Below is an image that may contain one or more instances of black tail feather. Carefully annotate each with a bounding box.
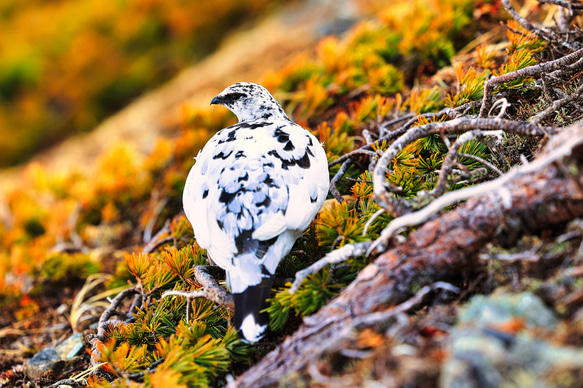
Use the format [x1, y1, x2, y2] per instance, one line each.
[233, 275, 274, 342]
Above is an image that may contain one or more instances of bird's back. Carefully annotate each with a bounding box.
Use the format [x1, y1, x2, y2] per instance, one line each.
[184, 118, 328, 272]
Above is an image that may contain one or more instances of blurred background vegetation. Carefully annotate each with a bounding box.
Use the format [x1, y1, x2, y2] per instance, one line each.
[0, 0, 290, 167]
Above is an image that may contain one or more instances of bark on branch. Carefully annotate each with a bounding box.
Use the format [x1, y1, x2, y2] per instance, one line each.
[234, 122, 583, 387]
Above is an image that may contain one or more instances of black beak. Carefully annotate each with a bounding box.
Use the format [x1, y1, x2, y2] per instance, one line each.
[211, 92, 244, 106]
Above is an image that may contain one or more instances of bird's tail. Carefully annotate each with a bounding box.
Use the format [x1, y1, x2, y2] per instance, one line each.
[233, 274, 274, 343]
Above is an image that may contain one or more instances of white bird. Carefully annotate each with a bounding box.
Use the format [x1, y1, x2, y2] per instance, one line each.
[183, 82, 329, 342]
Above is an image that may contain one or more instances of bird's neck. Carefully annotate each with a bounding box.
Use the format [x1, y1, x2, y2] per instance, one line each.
[235, 99, 290, 122]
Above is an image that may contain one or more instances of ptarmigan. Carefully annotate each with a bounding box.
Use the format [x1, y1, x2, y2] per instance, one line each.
[183, 82, 329, 343]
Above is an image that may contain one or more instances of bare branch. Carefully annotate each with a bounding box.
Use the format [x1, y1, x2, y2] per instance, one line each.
[162, 265, 235, 319]
[97, 287, 139, 339]
[379, 113, 415, 137]
[537, 0, 583, 10]
[290, 241, 373, 294]
[46, 379, 83, 388]
[479, 47, 583, 117]
[329, 159, 352, 203]
[554, 87, 583, 113]
[329, 149, 379, 167]
[532, 82, 583, 124]
[362, 208, 386, 236]
[501, 0, 579, 51]
[350, 281, 459, 328]
[457, 153, 503, 176]
[368, 124, 582, 255]
[433, 130, 503, 197]
[372, 118, 554, 217]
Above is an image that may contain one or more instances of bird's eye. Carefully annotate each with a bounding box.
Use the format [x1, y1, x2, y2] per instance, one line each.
[230, 93, 244, 101]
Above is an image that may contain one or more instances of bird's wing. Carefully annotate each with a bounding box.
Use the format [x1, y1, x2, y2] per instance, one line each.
[183, 122, 286, 270]
[250, 122, 330, 274]
[183, 151, 210, 248]
[282, 130, 329, 232]
[183, 120, 329, 276]
[254, 123, 329, 236]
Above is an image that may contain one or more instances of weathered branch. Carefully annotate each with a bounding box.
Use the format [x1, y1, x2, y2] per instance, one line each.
[479, 47, 583, 117]
[501, 0, 580, 51]
[46, 379, 83, 388]
[369, 124, 581, 254]
[349, 281, 460, 328]
[329, 150, 379, 167]
[457, 152, 503, 176]
[372, 118, 554, 217]
[433, 129, 502, 197]
[532, 82, 583, 124]
[290, 241, 373, 294]
[161, 265, 235, 321]
[96, 287, 139, 339]
[327, 108, 461, 200]
[329, 159, 352, 203]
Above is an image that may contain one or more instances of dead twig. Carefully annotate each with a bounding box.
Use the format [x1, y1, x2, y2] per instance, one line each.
[501, 0, 580, 51]
[372, 118, 554, 217]
[142, 219, 172, 253]
[329, 149, 379, 167]
[351, 281, 460, 328]
[379, 113, 415, 137]
[553, 87, 583, 114]
[96, 287, 140, 339]
[479, 248, 542, 262]
[328, 108, 463, 199]
[87, 287, 141, 373]
[126, 358, 165, 382]
[46, 379, 83, 388]
[290, 241, 373, 294]
[537, 0, 583, 10]
[162, 265, 234, 323]
[479, 47, 583, 117]
[433, 129, 503, 197]
[329, 159, 352, 203]
[458, 153, 503, 176]
[532, 82, 583, 124]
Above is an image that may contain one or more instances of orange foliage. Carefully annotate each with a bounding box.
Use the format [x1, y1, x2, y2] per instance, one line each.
[0, 0, 286, 167]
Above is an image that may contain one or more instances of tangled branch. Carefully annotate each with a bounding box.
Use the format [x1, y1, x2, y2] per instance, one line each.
[372, 117, 554, 216]
[479, 47, 583, 117]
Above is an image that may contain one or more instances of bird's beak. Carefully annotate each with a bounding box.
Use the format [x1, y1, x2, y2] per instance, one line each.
[210, 96, 221, 105]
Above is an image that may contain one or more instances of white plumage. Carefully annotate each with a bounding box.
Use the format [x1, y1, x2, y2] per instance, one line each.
[183, 82, 329, 342]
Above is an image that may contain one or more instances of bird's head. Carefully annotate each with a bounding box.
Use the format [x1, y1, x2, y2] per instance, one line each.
[210, 82, 289, 122]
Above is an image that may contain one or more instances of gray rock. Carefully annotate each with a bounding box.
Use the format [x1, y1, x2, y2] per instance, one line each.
[55, 332, 84, 359]
[457, 292, 558, 330]
[25, 347, 64, 381]
[25, 333, 85, 381]
[441, 292, 583, 388]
